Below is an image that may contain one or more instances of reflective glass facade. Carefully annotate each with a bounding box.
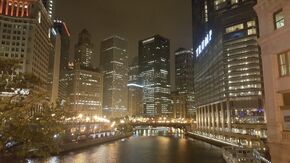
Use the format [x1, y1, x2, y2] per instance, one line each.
[138, 35, 171, 117]
[101, 36, 128, 118]
[175, 48, 195, 117]
[193, 0, 266, 148]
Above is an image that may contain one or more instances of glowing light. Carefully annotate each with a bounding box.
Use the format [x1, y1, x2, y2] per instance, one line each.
[196, 30, 212, 57]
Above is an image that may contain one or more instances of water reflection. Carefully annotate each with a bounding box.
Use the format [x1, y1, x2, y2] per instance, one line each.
[29, 128, 225, 163]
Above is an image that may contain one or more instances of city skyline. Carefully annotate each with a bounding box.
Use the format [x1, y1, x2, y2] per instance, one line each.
[0, 0, 289, 162]
[55, 0, 192, 88]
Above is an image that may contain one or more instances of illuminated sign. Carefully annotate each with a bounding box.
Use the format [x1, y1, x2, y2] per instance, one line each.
[195, 30, 212, 57]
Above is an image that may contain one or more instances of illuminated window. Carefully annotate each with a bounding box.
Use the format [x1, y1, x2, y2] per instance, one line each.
[214, 0, 226, 6]
[231, 0, 238, 4]
[274, 9, 285, 29]
[247, 21, 256, 27]
[278, 51, 290, 77]
[204, 1, 208, 23]
[225, 23, 244, 33]
[247, 28, 256, 35]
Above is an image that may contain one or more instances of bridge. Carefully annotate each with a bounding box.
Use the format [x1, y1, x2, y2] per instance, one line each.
[126, 121, 192, 129]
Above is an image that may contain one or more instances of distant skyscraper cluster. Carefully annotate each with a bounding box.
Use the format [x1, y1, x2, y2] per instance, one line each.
[0, 0, 196, 121]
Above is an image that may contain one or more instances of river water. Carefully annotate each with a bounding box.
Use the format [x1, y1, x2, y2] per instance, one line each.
[28, 128, 225, 163]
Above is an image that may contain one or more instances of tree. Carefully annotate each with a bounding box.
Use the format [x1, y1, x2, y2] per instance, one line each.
[0, 58, 72, 158]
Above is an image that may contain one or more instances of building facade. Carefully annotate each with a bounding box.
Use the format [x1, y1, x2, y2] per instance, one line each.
[128, 59, 143, 116]
[48, 33, 60, 105]
[53, 20, 71, 102]
[75, 29, 95, 69]
[171, 91, 187, 119]
[0, 0, 52, 84]
[138, 35, 171, 117]
[68, 29, 103, 117]
[100, 36, 128, 118]
[175, 48, 195, 118]
[254, 1, 290, 162]
[193, 0, 266, 148]
[41, 0, 54, 18]
[69, 67, 103, 117]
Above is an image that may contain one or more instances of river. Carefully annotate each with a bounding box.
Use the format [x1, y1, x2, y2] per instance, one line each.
[28, 128, 225, 163]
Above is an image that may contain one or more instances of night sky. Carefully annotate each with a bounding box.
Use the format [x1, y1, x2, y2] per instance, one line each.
[55, 0, 193, 88]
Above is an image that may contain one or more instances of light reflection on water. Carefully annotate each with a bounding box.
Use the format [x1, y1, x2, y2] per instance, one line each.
[28, 128, 225, 163]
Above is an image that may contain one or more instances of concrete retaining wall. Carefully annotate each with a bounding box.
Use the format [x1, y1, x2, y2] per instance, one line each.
[60, 133, 132, 153]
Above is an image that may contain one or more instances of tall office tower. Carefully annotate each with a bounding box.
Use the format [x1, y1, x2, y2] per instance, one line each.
[0, 0, 52, 85]
[255, 1, 290, 162]
[100, 36, 128, 118]
[128, 58, 143, 116]
[138, 35, 171, 117]
[175, 48, 195, 117]
[53, 20, 70, 71]
[192, 0, 266, 148]
[42, 0, 54, 18]
[53, 20, 71, 102]
[75, 29, 95, 69]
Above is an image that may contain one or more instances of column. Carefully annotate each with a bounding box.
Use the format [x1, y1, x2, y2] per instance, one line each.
[215, 104, 220, 130]
[201, 107, 204, 129]
[211, 105, 215, 129]
[221, 102, 225, 131]
[0, 0, 3, 14]
[206, 106, 209, 129]
[5, 0, 9, 15]
[226, 100, 231, 131]
[197, 108, 200, 128]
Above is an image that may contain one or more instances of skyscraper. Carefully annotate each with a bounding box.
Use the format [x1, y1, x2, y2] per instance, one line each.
[53, 20, 70, 71]
[192, 0, 266, 148]
[48, 34, 61, 105]
[75, 29, 95, 69]
[128, 58, 143, 116]
[68, 29, 103, 117]
[138, 35, 171, 117]
[0, 0, 52, 84]
[53, 20, 71, 102]
[42, 0, 54, 18]
[254, 1, 290, 162]
[101, 36, 128, 118]
[174, 48, 195, 117]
